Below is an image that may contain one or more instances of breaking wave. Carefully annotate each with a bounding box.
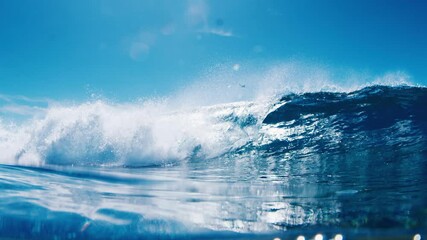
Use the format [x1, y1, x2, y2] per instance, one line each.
[0, 63, 424, 167]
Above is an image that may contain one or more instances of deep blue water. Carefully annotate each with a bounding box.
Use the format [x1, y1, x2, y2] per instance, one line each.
[1, 85, 427, 239]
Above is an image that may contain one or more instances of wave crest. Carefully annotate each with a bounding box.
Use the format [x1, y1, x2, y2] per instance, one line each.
[0, 62, 423, 167]
[1, 100, 263, 166]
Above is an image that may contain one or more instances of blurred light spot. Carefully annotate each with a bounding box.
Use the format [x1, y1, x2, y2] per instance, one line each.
[187, 0, 208, 26]
[314, 234, 323, 240]
[80, 221, 91, 232]
[233, 64, 240, 71]
[129, 42, 150, 60]
[336, 189, 358, 195]
[414, 234, 421, 240]
[334, 234, 343, 240]
[129, 32, 156, 61]
[253, 45, 264, 53]
[216, 18, 224, 26]
[296, 235, 305, 240]
[161, 23, 175, 35]
[203, 28, 233, 37]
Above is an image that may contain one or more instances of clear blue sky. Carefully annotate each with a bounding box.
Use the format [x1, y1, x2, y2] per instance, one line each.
[1, 0, 426, 101]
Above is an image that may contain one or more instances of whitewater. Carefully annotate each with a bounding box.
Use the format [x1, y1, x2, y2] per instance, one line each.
[0, 63, 426, 239]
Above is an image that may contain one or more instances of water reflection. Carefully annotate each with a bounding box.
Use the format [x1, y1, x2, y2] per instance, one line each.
[0, 146, 426, 239]
[1, 138, 427, 238]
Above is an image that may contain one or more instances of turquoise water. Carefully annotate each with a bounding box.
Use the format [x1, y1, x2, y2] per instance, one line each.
[0, 86, 426, 239]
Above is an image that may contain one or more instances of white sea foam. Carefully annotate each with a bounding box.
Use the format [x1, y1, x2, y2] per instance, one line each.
[0, 100, 265, 166]
[0, 62, 414, 166]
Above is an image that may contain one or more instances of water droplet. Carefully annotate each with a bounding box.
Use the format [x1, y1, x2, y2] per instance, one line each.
[314, 234, 323, 240]
[296, 236, 305, 240]
[334, 234, 343, 240]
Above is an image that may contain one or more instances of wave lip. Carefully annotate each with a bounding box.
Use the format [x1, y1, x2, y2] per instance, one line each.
[265, 85, 427, 124]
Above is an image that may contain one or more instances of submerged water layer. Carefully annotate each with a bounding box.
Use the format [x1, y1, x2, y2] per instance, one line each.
[0, 85, 427, 239]
[0, 146, 426, 239]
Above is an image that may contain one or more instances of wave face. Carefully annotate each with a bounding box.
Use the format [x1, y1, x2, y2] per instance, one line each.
[253, 85, 427, 159]
[1, 85, 426, 167]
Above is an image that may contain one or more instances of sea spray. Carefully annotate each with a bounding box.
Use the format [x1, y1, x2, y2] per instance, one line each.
[0, 63, 415, 167]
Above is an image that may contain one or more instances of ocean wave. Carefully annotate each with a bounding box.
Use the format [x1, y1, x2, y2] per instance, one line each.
[254, 85, 427, 159]
[0, 100, 265, 166]
[0, 63, 424, 167]
[0, 84, 425, 167]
